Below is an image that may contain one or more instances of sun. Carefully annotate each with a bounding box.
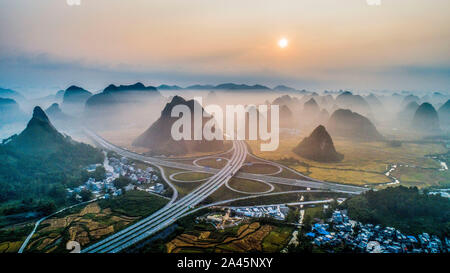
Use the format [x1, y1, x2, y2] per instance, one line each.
[278, 38, 288, 49]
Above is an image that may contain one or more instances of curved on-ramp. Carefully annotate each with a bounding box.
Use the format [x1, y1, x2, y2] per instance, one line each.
[81, 140, 248, 253]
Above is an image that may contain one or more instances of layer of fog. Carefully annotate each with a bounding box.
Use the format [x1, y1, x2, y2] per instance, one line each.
[1, 88, 449, 147]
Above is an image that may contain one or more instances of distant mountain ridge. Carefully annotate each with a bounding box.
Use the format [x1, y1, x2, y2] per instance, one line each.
[0, 98, 26, 125]
[272, 95, 301, 113]
[438, 100, 450, 127]
[279, 105, 295, 128]
[62, 85, 92, 104]
[85, 82, 161, 109]
[45, 103, 72, 121]
[335, 91, 372, 116]
[397, 101, 419, 124]
[156, 83, 309, 94]
[402, 94, 420, 107]
[157, 84, 183, 90]
[103, 82, 157, 93]
[303, 98, 320, 115]
[327, 109, 384, 141]
[0, 87, 25, 102]
[215, 83, 271, 91]
[365, 93, 383, 109]
[412, 103, 440, 132]
[273, 85, 297, 92]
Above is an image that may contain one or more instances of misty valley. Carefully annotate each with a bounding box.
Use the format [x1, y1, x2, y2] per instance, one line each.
[0, 83, 449, 254]
[1, 0, 450, 258]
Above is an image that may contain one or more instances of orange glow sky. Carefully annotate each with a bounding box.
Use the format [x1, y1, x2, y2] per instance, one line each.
[0, 0, 449, 95]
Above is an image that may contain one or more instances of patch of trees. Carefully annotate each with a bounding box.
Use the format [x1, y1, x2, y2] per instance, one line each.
[1, 199, 56, 216]
[0, 143, 103, 215]
[387, 140, 402, 147]
[276, 157, 310, 167]
[340, 186, 450, 237]
[113, 176, 133, 190]
[91, 166, 106, 181]
[98, 190, 167, 218]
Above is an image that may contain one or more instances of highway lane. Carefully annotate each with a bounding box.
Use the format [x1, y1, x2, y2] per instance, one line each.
[244, 152, 367, 193]
[238, 173, 367, 194]
[82, 140, 248, 253]
[223, 199, 335, 209]
[192, 190, 335, 208]
[81, 128, 365, 253]
[84, 129, 367, 194]
[176, 191, 339, 223]
[103, 140, 246, 252]
[84, 140, 246, 253]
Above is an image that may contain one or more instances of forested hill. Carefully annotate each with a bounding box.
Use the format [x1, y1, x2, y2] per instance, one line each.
[0, 107, 103, 214]
[341, 186, 450, 237]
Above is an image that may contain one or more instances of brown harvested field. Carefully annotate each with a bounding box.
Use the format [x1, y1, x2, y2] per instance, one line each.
[26, 203, 139, 252]
[0, 241, 22, 253]
[25, 191, 168, 253]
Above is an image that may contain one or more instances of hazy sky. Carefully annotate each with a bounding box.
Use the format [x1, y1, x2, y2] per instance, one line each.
[1, 0, 449, 97]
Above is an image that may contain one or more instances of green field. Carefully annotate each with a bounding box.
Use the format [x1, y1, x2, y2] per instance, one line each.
[98, 190, 168, 217]
[262, 225, 293, 252]
[240, 163, 281, 175]
[163, 167, 205, 198]
[391, 167, 450, 188]
[221, 191, 346, 207]
[248, 137, 448, 187]
[273, 167, 307, 179]
[202, 185, 248, 204]
[202, 179, 335, 205]
[308, 167, 390, 186]
[227, 178, 272, 193]
[195, 157, 228, 169]
[173, 181, 206, 198]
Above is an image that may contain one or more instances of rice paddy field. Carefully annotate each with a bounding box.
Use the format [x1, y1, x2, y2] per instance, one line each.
[0, 225, 33, 253]
[391, 166, 450, 188]
[166, 221, 293, 253]
[247, 136, 449, 187]
[18, 191, 168, 253]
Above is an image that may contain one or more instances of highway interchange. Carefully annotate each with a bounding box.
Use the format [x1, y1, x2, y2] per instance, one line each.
[81, 137, 248, 253]
[78, 129, 367, 253]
